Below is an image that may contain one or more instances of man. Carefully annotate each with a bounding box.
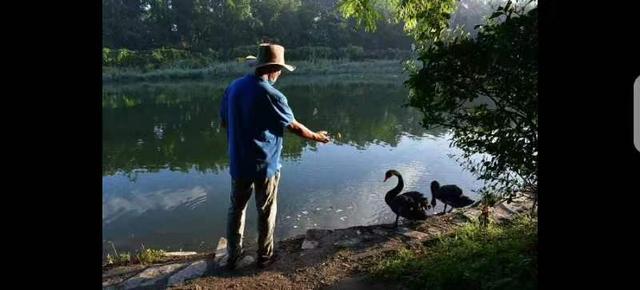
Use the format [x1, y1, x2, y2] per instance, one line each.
[219, 43, 330, 270]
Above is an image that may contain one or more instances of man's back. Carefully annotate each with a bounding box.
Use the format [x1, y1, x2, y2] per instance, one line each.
[220, 74, 295, 180]
[221, 44, 330, 271]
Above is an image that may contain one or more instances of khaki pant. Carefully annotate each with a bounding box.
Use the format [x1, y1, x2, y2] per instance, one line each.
[226, 171, 280, 261]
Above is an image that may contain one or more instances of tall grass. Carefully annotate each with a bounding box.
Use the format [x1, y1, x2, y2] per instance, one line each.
[370, 215, 537, 290]
[102, 59, 407, 84]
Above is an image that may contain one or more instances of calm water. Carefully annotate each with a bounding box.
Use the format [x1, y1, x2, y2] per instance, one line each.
[102, 77, 484, 254]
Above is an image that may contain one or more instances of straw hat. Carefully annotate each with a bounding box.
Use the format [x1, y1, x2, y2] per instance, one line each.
[251, 43, 296, 72]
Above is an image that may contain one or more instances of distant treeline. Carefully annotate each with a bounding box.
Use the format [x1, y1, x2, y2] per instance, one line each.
[103, 0, 412, 53]
[103, 46, 411, 69]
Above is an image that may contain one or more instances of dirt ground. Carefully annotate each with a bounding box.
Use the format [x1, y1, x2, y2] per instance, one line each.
[103, 194, 534, 290]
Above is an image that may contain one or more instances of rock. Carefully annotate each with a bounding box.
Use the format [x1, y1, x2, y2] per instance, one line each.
[301, 239, 319, 250]
[493, 211, 512, 223]
[301, 229, 331, 250]
[236, 255, 255, 268]
[334, 237, 361, 247]
[426, 228, 442, 236]
[103, 277, 125, 288]
[466, 209, 482, 219]
[372, 228, 388, 236]
[164, 251, 198, 257]
[396, 227, 429, 240]
[103, 264, 147, 279]
[492, 203, 521, 223]
[212, 238, 232, 268]
[167, 260, 209, 287]
[122, 263, 187, 289]
[214, 237, 227, 265]
[306, 229, 332, 240]
[497, 203, 518, 215]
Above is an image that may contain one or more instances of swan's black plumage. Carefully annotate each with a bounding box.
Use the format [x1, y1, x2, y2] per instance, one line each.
[430, 180, 475, 213]
[384, 170, 429, 227]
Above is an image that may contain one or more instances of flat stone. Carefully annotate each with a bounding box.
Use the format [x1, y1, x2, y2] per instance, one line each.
[372, 229, 388, 236]
[426, 228, 442, 236]
[122, 263, 187, 289]
[236, 255, 255, 268]
[462, 209, 482, 220]
[103, 277, 125, 288]
[103, 264, 147, 279]
[334, 237, 361, 247]
[305, 229, 333, 241]
[396, 228, 429, 240]
[167, 260, 209, 287]
[497, 203, 518, 215]
[164, 251, 198, 257]
[493, 206, 517, 222]
[214, 237, 227, 265]
[301, 239, 319, 250]
[496, 211, 513, 220]
[103, 264, 149, 288]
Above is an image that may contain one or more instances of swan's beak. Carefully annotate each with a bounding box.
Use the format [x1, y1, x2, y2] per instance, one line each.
[383, 177, 388, 182]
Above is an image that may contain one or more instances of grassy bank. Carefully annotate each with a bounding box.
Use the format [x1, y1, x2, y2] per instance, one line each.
[369, 215, 537, 290]
[103, 59, 407, 84]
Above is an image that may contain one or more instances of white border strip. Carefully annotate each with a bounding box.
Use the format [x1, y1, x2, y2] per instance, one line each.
[635, 75, 640, 152]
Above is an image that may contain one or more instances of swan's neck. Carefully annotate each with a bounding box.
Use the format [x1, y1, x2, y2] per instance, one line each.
[385, 174, 404, 204]
[431, 183, 440, 198]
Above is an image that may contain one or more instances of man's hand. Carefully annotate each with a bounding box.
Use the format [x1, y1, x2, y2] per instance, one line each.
[287, 120, 330, 143]
[314, 131, 330, 143]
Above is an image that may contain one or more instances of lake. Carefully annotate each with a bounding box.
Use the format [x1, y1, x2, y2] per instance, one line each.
[102, 75, 484, 255]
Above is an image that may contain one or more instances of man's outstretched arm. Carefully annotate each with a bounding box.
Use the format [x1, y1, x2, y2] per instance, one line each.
[287, 120, 330, 143]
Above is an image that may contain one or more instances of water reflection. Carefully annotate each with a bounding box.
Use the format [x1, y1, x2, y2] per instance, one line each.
[103, 81, 446, 176]
[102, 80, 473, 254]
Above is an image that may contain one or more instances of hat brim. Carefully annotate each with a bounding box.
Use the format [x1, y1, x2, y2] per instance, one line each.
[252, 62, 296, 72]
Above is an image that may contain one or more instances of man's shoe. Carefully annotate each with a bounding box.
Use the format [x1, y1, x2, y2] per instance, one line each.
[225, 250, 245, 271]
[257, 253, 278, 269]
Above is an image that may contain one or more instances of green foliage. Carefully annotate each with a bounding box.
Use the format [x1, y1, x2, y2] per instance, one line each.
[103, 0, 412, 53]
[341, 0, 538, 197]
[136, 248, 166, 264]
[339, 0, 458, 46]
[481, 191, 500, 207]
[287, 46, 334, 61]
[337, 0, 383, 32]
[338, 45, 365, 60]
[407, 3, 537, 197]
[102, 59, 405, 83]
[150, 48, 191, 65]
[106, 252, 131, 265]
[371, 215, 537, 290]
[103, 45, 411, 71]
[230, 45, 259, 59]
[103, 47, 226, 70]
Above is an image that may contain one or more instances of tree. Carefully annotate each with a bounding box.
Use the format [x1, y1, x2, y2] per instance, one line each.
[103, 0, 412, 54]
[340, 0, 538, 200]
[173, 0, 195, 48]
[103, 0, 148, 49]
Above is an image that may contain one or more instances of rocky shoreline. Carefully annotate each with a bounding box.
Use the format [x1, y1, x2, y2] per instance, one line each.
[103, 193, 535, 290]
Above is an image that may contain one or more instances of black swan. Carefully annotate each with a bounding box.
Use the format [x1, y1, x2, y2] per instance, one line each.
[430, 180, 475, 214]
[384, 170, 430, 228]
